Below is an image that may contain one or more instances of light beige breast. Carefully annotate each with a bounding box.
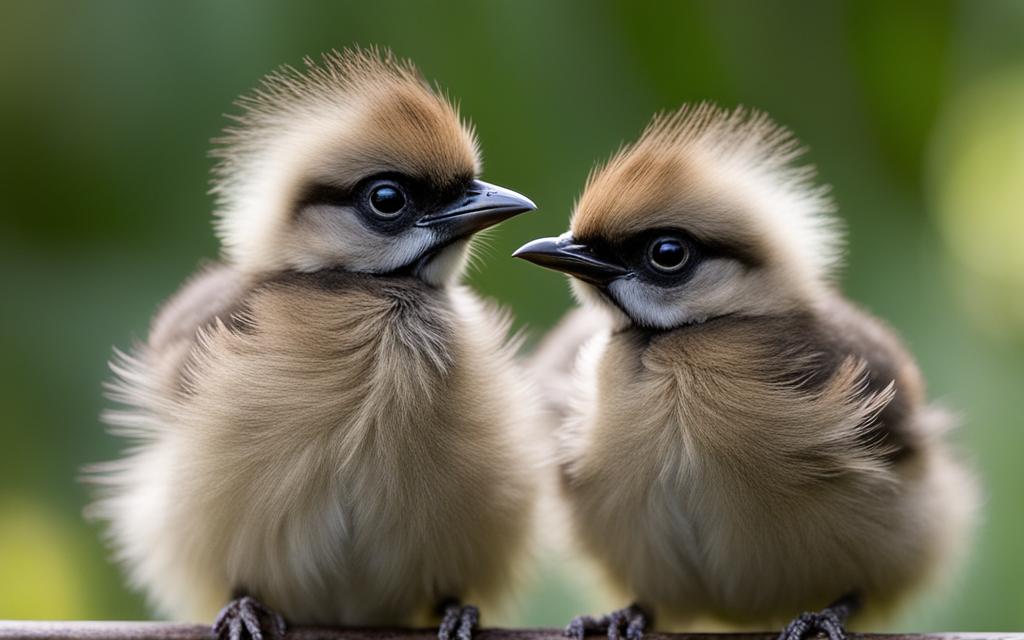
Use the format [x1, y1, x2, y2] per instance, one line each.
[104, 272, 540, 625]
[559, 316, 975, 628]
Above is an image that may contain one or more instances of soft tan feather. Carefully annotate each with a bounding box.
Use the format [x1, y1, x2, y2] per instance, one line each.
[557, 297, 975, 628]
[92, 271, 540, 625]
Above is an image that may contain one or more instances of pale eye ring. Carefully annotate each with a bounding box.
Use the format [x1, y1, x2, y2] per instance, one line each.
[368, 182, 407, 218]
[647, 236, 689, 273]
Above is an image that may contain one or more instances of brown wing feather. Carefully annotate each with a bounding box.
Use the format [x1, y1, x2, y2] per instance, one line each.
[145, 262, 251, 394]
[764, 295, 926, 462]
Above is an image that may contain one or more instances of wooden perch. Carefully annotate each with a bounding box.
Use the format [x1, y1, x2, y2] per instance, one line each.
[0, 624, 1022, 640]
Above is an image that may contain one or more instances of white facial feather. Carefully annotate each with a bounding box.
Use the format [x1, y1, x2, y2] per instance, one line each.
[605, 259, 809, 329]
[282, 203, 438, 274]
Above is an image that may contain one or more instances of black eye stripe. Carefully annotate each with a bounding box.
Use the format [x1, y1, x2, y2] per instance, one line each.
[571, 227, 762, 288]
[294, 182, 354, 212]
[624, 229, 762, 270]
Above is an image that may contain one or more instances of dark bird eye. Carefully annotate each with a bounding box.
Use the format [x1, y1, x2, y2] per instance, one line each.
[647, 236, 689, 273]
[368, 183, 407, 218]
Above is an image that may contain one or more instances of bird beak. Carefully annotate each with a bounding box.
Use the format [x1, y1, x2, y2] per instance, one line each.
[417, 179, 536, 237]
[513, 233, 630, 286]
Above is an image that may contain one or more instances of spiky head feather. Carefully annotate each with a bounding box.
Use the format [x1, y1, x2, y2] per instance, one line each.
[573, 104, 842, 294]
[209, 48, 480, 271]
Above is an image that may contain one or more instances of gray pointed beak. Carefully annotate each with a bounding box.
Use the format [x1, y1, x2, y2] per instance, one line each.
[417, 179, 536, 237]
[513, 233, 630, 286]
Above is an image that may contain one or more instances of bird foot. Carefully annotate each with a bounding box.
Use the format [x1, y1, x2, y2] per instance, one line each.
[777, 595, 861, 640]
[565, 603, 648, 640]
[777, 609, 846, 640]
[777, 593, 860, 640]
[213, 595, 286, 640]
[438, 603, 479, 640]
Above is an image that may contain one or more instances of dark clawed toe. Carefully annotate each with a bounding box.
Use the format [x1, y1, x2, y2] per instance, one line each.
[817, 611, 847, 640]
[438, 604, 460, 640]
[238, 597, 264, 640]
[439, 603, 478, 640]
[624, 606, 647, 640]
[564, 615, 597, 640]
[564, 604, 649, 640]
[777, 610, 847, 640]
[213, 596, 286, 640]
[456, 605, 479, 640]
[606, 608, 627, 640]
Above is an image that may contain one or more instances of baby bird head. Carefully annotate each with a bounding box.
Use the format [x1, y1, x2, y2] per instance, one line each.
[212, 48, 535, 286]
[515, 104, 841, 329]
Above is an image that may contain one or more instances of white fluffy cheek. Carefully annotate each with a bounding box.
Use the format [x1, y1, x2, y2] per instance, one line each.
[417, 238, 471, 287]
[287, 206, 436, 273]
[608, 278, 691, 329]
[569, 279, 631, 330]
[606, 261, 780, 329]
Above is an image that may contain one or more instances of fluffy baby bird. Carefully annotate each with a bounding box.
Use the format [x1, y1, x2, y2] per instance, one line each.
[515, 105, 976, 640]
[89, 49, 541, 640]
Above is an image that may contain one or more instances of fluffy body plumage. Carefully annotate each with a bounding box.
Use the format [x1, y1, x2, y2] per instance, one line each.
[90, 50, 539, 628]
[559, 302, 973, 627]
[522, 105, 976, 630]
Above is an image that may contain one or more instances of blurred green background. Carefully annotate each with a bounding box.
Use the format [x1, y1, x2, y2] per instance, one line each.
[2, 0, 1023, 631]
